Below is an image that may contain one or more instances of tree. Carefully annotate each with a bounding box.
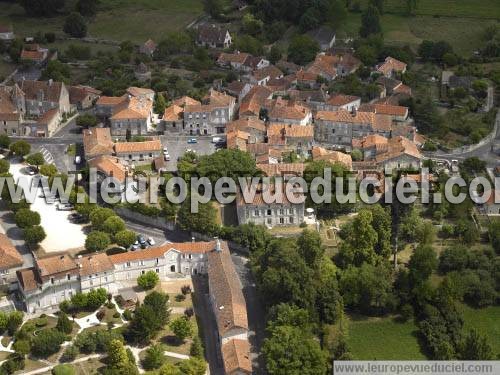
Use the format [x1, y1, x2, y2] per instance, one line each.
[287, 35, 320, 65]
[177, 199, 219, 236]
[157, 363, 182, 375]
[15, 209, 40, 229]
[90, 207, 116, 230]
[40, 164, 58, 177]
[31, 328, 66, 357]
[369, 0, 384, 14]
[338, 210, 379, 267]
[299, 7, 321, 32]
[360, 5, 382, 38]
[204, 0, 223, 19]
[177, 358, 206, 375]
[102, 216, 126, 235]
[369, 204, 392, 258]
[64, 12, 87, 38]
[0, 134, 11, 149]
[87, 288, 107, 309]
[76, 0, 100, 17]
[107, 339, 129, 368]
[24, 225, 46, 246]
[127, 292, 170, 344]
[76, 114, 98, 128]
[263, 325, 326, 375]
[26, 153, 45, 171]
[154, 93, 167, 115]
[115, 230, 136, 248]
[406, 0, 418, 15]
[460, 329, 494, 360]
[297, 229, 323, 269]
[169, 317, 193, 343]
[19, 0, 65, 16]
[13, 339, 31, 356]
[439, 245, 470, 273]
[61, 345, 78, 362]
[9, 140, 31, 157]
[190, 336, 203, 358]
[0, 159, 9, 174]
[489, 221, 500, 255]
[56, 312, 73, 334]
[41, 60, 71, 83]
[339, 263, 395, 315]
[52, 364, 75, 375]
[137, 271, 160, 290]
[7, 311, 23, 335]
[409, 244, 437, 286]
[142, 344, 166, 370]
[85, 231, 111, 252]
[197, 148, 257, 184]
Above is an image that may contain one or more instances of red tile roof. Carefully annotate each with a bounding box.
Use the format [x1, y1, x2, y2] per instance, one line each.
[0, 234, 23, 270]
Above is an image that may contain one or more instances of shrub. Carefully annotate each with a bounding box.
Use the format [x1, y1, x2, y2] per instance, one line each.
[35, 317, 47, 327]
[85, 231, 111, 252]
[56, 312, 73, 334]
[113, 312, 120, 319]
[184, 308, 194, 319]
[399, 304, 414, 322]
[114, 295, 125, 307]
[169, 316, 193, 343]
[96, 309, 105, 321]
[175, 294, 186, 302]
[52, 363, 75, 375]
[122, 310, 133, 321]
[141, 343, 166, 370]
[7, 311, 23, 336]
[61, 345, 78, 362]
[13, 339, 30, 355]
[181, 285, 192, 295]
[31, 328, 66, 358]
[190, 336, 203, 358]
[137, 271, 160, 290]
[1, 353, 25, 374]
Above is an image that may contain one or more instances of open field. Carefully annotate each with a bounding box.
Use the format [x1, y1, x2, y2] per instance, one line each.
[341, 13, 496, 56]
[347, 315, 426, 360]
[357, 0, 500, 19]
[462, 305, 500, 356]
[0, 0, 204, 43]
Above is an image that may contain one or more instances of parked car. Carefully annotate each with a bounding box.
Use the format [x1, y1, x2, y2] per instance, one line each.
[25, 166, 37, 175]
[187, 138, 198, 144]
[212, 136, 223, 144]
[137, 235, 148, 249]
[131, 241, 140, 251]
[147, 237, 156, 246]
[57, 203, 74, 211]
[68, 213, 86, 223]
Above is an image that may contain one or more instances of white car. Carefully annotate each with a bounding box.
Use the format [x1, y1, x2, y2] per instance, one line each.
[212, 137, 223, 144]
[147, 237, 156, 246]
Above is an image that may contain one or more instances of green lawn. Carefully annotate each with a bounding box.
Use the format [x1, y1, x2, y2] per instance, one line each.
[347, 316, 427, 360]
[341, 12, 496, 56]
[461, 304, 500, 357]
[357, 0, 500, 19]
[0, 0, 204, 43]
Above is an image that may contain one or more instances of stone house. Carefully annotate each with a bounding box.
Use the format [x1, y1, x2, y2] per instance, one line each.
[0, 88, 23, 136]
[0, 24, 14, 41]
[69, 85, 102, 110]
[0, 234, 24, 287]
[18, 79, 70, 118]
[139, 39, 157, 56]
[110, 96, 154, 136]
[307, 26, 336, 51]
[323, 94, 361, 112]
[376, 56, 407, 78]
[113, 139, 162, 165]
[196, 24, 232, 48]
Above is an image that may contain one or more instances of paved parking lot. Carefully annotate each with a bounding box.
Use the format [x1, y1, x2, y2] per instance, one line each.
[159, 135, 218, 171]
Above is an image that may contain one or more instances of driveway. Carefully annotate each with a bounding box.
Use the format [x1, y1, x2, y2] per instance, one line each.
[159, 134, 217, 172]
[0, 207, 34, 268]
[10, 161, 87, 253]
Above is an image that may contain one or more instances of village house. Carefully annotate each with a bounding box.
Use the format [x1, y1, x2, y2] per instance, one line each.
[481, 189, 500, 216]
[257, 163, 305, 179]
[376, 76, 412, 96]
[226, 117, 266, 143]
[16, 253, 117, 313]
[311, 146, 353, 170]
[20, 43, 50, 66]
[0, 24, 14, 41]
[307, 26, 336, 51]
[236, 185, 305, 227]
[264, 97, 313, 125]
[88, 155, 130, 186]
[267, 123, 314, 156]
[245, 65, 283, 86]
[288, 89, 329, 112]
[126, 87, 155, 101]
[239, 85, 273, 118]
[376, 56, 407, 78]
[224, 81, 253, 103]
[114, 139, 162, 165]
[196, 24, 232, 49]
[306, 53, 361, 80]
[208, 240, 252, 375]
[183, 90, 235, 135]
[95, 95, 127, 118]
[110, 95, 154, 136]
[294, 70, 319, 89]
[0, 234, 24, 287]
[139, 39, 157, 56]
[358, 103, 410, 123]
[217, 52, 269, 72]
[83, 128, 115, 160]
[323, 94, 361, 112]
[69, 85, 102, 110]
[0, 87, 23, 136]
[314, 110, 392, 149]
[18, 79, 70, 118]
[27, 108, 61, 137]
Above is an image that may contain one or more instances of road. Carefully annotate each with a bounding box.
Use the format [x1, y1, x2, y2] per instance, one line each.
[425, 109, 500, 167]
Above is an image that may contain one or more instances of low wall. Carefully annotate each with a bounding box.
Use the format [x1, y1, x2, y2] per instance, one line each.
[115, 207, 175, 231]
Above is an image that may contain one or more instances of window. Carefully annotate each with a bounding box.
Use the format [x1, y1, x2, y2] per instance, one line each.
[90, 280, 93, 286]
[50, 278, 54, 284]
[279, 218, 284, 224]
[141, 270, 145, 275]
[279, 209, 284, 215]
[188, 254, 192, 259]
[254, 209, 260, 216]
[126, 262, 131, 268]
[267, 209, 272, 216]
[289, 217, 294, 224]
[67, 274, 70, 281]
[156, 268, 160, 273]
[156, 258, 159, 265]
[267, 218, 272, 224]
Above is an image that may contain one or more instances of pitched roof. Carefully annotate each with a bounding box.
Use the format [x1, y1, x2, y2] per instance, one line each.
[141, 39, 157, 53]
[0, 90, 19, 120]
[307, 26, 336, 45]
[204, 89, 235, 107]
[377, 56, 407, 76]
[76, 253, 114, 276]
[236, 184, 303, 206]
[226, 117, 266, 133]
[69, 85, 102, 104]
[222, 339, 252, 374]
[359, 103, 408, 117]
[197, 24, 229, 44]
[376, 136, 422, 163]
[20, 49, 45, 61]
[111, 97, 152, 120]
[316, 109, 374, 124]
[83, 128, 114, 158]
[96, 96, 127, 106]
[109, 241, 217, 264]
[36, 108, 59, 124]
[88, 155, 128, 183]
[217, 52, 250, 65]
[19, 80, 63, 102]
[295, 69, 319, 82]
[357, 134, 389, 149]
[36, 255, 78, 278]
[172, 96, 201, 107]
[163, 104, 184, 121]
[114, 139, 162, 154]
[307, 53, 361, 78]
[376, 76, 402, 91]
[16, 268, 39, 292]
[0, 233, 23, 270]
[311, 146, 352, 169]
[327, 94, 360, 106]
[251, 65, 282, 81]
[239, 86, 272, 116]
[208, 241, 248, 336]
[266, 98, 311, 121]
[257, 163, 304, 177]
[267, 123, 314, 138]
[126, 87, 154, 98]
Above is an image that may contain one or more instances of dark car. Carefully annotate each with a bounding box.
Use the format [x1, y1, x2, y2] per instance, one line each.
[68, 213, 85, 224]
[137, 235, 148, 249]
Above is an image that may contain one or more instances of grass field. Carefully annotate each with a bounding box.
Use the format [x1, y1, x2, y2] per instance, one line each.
[341, 12, 496, 56]
[347, 315, 427, 360]
[462, 304, 500, 356]
[0, 0, 204, 43]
